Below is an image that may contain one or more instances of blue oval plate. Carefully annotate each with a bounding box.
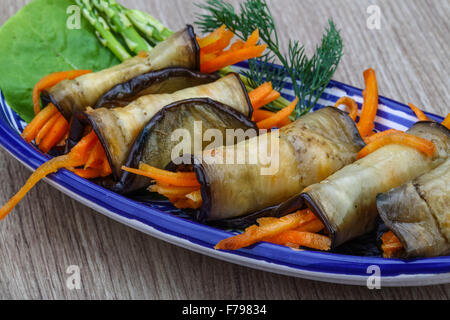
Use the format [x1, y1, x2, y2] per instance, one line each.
[1, 61, 449, 287]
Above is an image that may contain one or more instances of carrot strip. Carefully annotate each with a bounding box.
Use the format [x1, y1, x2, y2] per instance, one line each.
[363, 129, 403, 144]
[200, 30, 235, 55]
[252, 109, 275, 122]
[357, 69, 379, 137]
[244, 29, 260, 48]
[229, 40, 246, 52]
[257, 97, 298, 130]
[335, 96, 358, 121]
[35, 112, 60, 145]
[381, 231, 404, 258]
[248, 82, 273, 107]
[22, 103, 59, 142]
[357, 133, 436, 159]
[252, 90, 281, 110]
[0, 131, 98, 220]
[264, 231, 331, 251]
[295, 218, 325, 233]
[215, 209, 316, 250]
[277, 117, 292, 128]
[149, 184, 199, 197]
[72, 168, 103, 179]
[38, 115, 69, 153]
[122, 163, 200, 187]
[85, 140, 104, 169]
[442, 114, 450, 129]
[33, 70, 92, 115]
[197, 25, 226, 48]
[408, 103, 429, 121]
[200, 44, 267, 73]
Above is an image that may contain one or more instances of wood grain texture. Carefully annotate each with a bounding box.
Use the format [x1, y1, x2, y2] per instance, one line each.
[0, 0, 449, 300]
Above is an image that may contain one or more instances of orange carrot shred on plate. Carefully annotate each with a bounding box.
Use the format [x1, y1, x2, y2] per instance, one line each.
[244, 29, 260, 47]
[197, 24, 227, 48]
[72, 168, 104, 179]
[200, 29, 235, 55]
[200, 44, 267, 73]
[357, 132, 436, 159]
[252, 109, 275, 122]
[295, 218, 325, 233]
[214, 209, 316, 251]
[257, 97, 298, 130]
[34, 112, 61, 145]
[335, 96, 359, 122]
[248, 82, 273, 106]
[33, 70, 92, 115]
[357, 68, 379, 137]
[408, 103, 429, 121]
[442, 114, 450, 129]
[252, 90, 281, 110]
[363, 129, 403, 144]
[84, 140, 104, 170]
[22, 103, 59, 142]
[122, 163, 200, 187]
[0, 130, 98, 220]
[149, 184, 199, 197]
[381, 231, 404, 258]
[38, 114, 69, 154]
[264, 231, 332, 251]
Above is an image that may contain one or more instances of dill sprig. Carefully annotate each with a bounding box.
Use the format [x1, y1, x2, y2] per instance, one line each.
[196, 0, 343, 117]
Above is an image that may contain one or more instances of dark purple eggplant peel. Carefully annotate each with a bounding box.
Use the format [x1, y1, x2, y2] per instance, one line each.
[41, 25, 200, 119]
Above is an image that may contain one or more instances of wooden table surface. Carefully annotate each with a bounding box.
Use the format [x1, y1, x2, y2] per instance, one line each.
[0, 0, 449, 300]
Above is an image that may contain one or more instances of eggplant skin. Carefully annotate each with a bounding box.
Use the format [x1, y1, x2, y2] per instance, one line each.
[111, 98, 257, 194]
[168, 106, 364, 223]
[377, 158, 450, 258]
[94, 68, 219, 109]
[85, 73, 252, 180]
[41, 25, 200, 119]
[301, 121, 449, 248]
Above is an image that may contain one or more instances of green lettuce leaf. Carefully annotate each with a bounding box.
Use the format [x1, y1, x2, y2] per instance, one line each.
[0, 0, 119, 123]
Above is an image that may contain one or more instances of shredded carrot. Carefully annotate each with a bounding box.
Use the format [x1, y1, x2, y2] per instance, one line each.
[363, 129, 403, 144]
[264, 231, 331, 251]
[22, 103, 59, 142]
[295, 218, 325, 233]
[381, 231, 404, 258]
[335, 96, 358, 121]
[33, 70, 92, 115]
[357, 68, 379, 137]
[85, 140, 104, 170]
[200, 29, 235, 55]
[357, 132, 436, 159]
[72, 168, 104, 179]
[38, 115, 69, 153]
[215, 209, 316, 250]
[442, 114, 450, 129]
[149, 184, 199, 197]
[253, 109, 291, 128]
[244, 29, 260, 48]
[122, 163, 200, 187]
[408, 103, 429, 121]
[0, 131, 98, 220]
[229, 40, 246, 52]
[257, 97, 298, 130]
[35, 112, 61, 145]
[201, 44, 267, 73]
[197, 25, 227, 48]
[252, 90, 281, 111]
[248, 82, 273, 107]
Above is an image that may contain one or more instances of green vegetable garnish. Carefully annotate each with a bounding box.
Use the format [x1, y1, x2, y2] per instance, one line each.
[196, 0, 344, 117]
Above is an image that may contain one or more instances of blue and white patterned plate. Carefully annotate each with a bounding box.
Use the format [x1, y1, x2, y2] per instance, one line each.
[0, 61, 449, 287]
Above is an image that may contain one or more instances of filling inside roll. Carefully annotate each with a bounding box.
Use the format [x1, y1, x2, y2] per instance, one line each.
[85, 73, 253, 180]
[377, 158, 450, 258]
[300, 122, 449, 248]
[41, 26, 200, 119]
[149, 107, 365, 224]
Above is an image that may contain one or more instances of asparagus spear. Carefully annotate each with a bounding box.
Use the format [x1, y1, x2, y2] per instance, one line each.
[122, 7, 174, 43]
[92, 0, 152, 54]
[75, 0, 131, 61]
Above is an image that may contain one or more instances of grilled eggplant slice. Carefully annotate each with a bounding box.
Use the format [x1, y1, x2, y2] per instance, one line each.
[41, 26, 200, 118]
[169, 107, 365, 223]
[112, 98, 257, 193]
[84, 73, 252, 180]
[300, 122, 449, 248]
[377, 158, 450, 258]
[95, 68, 218, 109]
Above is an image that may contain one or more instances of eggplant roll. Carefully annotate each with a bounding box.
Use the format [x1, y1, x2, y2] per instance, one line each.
[85, 73, 252, 179]
[41, 26, 200, 118]
[301, 122, 450, 248]
[377, 158, 450, 258]
[172, 107, 365, 222]
[114, 98, 258, 193]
